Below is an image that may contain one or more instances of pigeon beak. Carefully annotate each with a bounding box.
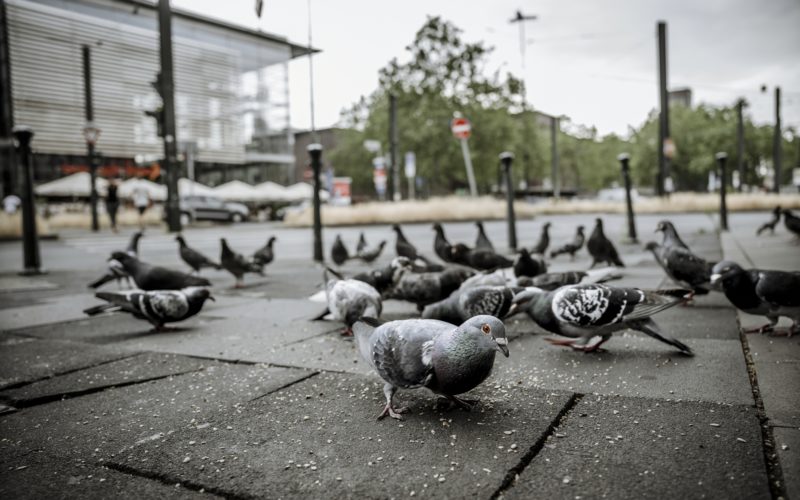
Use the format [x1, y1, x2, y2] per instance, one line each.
[208, 295, 216, 302]
[495, 337, 510, 357]
[505, 303, 519, 319]
[710, 273, 721, 284]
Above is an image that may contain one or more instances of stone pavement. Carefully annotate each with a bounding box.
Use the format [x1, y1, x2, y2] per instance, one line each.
[0, 212, 797, 499]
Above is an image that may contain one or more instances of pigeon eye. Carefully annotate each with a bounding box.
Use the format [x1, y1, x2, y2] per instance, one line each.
[481, 324, 491, 335]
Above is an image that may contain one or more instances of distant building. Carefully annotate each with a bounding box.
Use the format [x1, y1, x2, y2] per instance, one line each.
[0, 0, 315, 194]
[668, 87, 692, 108]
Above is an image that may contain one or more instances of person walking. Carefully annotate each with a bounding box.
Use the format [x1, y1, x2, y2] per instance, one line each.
[106, 179, 120, 233]
[132, 179, 151, 230]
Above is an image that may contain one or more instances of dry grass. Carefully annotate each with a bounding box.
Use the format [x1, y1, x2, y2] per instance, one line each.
[0, 207, 163, 237]
[0, 213, 52, 238]
[283, 192, 800, 227]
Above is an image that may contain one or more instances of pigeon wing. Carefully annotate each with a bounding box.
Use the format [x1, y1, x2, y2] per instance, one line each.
[755, 271, 800, 308]
[551, 284, 633, 327]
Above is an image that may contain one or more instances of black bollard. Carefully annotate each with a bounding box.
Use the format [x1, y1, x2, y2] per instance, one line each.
[618, 153, 638, 243]
[308, 143, 324, 262]
[716, 152, 728, 231]
[13, 126, 45, 275]
[499, 152, 517, 251]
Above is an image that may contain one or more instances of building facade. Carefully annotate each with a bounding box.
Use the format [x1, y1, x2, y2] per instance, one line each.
[0, 0, 313, 193]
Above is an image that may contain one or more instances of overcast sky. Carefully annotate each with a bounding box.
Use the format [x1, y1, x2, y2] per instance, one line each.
[174, 0, 800, 137]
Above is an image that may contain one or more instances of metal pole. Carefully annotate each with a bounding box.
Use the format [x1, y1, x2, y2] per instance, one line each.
[13, 126, 44, 275]
[460, 138, 478, 197]
[773, 87, 782, 193]
[389, 93, 400, 201]
[656, 21, 670, 197]
[308, 143, 324, 262]
[618, 153, 638, 243]
[158, 0, 181, 232]
[716, 152, 728, 231]
[736, 99, 745, 191]
[306, 0, 318, 144]
[0, 0, 17, 199]
[550, 116, 560, 199]
[82, 45, 99, 232]
[499, 152, 517, 250]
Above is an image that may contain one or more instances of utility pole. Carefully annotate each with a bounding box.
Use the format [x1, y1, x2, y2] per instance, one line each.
[0, 0, 17, 199]
[550, 116, 560, 199]
[509, 10, 537, 188]
[716, 152, 728, 231]
[157, 0, 180, 232]
[656, 21, 670, 197]
[499, 152, 517, 250]
[82, 45, 99, 232]
[736, 99, 745, 191]
[773, 87, 782, 193]
[308, 143, 324, 262]
[389, 93, 400, 201]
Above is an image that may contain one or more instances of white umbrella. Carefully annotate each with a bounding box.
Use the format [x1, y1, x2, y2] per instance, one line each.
[213, 180, 260, 202]
[178, 178, 217, 197]
[253, 181, 291, 202]
[35, 172, 108, 197]
[283, 182, 329, 202]
[118, 178, 167, 201]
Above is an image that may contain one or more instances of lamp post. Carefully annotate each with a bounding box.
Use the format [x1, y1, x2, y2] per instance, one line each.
[716, 152, 728, 231]
[618, 153, 638, 243]
[499, 152, 517, 250]
[83, 123, 100, 232]
[13, 125, 44, 275]
[308, 143, 324, 262]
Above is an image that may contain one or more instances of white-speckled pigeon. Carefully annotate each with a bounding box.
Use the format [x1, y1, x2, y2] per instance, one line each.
[354, 314, 509, 420]
[83, 286, 213, 330]
[711, 260, 800, 336]
[422, 286, 514, 324]
[88, 231, 143, 289]
[323, 268, 382, 335]
[507, 284, 692, 354]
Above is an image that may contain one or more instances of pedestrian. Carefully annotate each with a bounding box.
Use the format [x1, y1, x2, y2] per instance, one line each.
[106, 178, 120, 233]
[3, 194, 21, 215]
[132, 178, 151, 230]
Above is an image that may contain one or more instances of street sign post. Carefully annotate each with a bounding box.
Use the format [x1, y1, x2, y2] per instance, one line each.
[404, 151, 416, 200]
[451, 117, 477, 196]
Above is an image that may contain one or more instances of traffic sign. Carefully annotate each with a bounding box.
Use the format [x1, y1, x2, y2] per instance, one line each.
[404, 152, 416, 178]
[451, 117, 471, 139]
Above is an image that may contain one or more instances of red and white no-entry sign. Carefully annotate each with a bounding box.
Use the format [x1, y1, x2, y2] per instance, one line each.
[451, 117, 471, 139]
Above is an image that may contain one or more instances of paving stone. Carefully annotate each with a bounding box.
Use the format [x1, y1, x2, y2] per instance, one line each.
[504, 395, 768, 500]
[0, 293, 101, 331]
[774, 427, 800, 500]
[111, 371, 575, 499]
[746, 333, 800, 427]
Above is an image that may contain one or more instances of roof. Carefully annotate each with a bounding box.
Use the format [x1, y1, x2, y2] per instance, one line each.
[116, 0, 319, 59]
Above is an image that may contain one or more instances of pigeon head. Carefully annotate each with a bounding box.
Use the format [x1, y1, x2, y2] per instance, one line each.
[175, 235, 186, 245]
[391, 224, 402, 233]
[543, 222, 551, 229]
[643, 241, 660, 252]
[183, 286, 214, 303]
[710, 260, 744, 286]
[595, 218, 603, 228]
[506, 287, 545, 318]
[655, 220, 673, 233]
[577, 226, 585, 234]
[461, 315, 508, 357]
[773, 205, 781, 215]
[450, 243, 470, 262]
[110, 251, 134, 265]
[268, 236, 277, 246]
[432, 223, 443, 233]
[475, 221, 484, 229]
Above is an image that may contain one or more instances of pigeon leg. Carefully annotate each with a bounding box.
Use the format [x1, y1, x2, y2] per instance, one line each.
[581, 335, 611, 353]
[444, 395, 479, 411]
[545, 337, 577, 348]
[340, 326, 353, 336]
[743, 324, 774, 334]
[377, 383, 408, 420]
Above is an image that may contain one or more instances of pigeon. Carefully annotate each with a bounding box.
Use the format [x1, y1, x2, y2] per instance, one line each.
[655, 220, 690, 250]
[357, 241, 387, 263]
[252, 236, 277, 267]
[783, 209, 800, 238]
[354, 314, 509, 419]
[322, 268, 382, 334]
[515, 271, 588, 291]
[514, 248, 547, 278]
[711, 260, 800, 335]
[531, 222, 551, 255]
[422, 286, 515, 324]
[176, 235, 221, 273]
[353, 257, 413, 294]
[331, 234, 350, 266]
[356, 232, 368, 255]
[644, 241, 714, 294]
[83, 286, 213, 331]
[458, 269, 509, 290]
[109, 251, 210, 290]
[550, 226, 585, 260]
[475, 221, 494, 251]
[586, 218, 625, 268]
[88, 231, 143, 289]
[384, 266, 475, 311]
[507, 284, 693, 354]
[220, 238, 263, 287]
[451, 243, 513, 270]
[756, 206, 782, 236]
[392, 224, 431, 265]
[432, 223, 454, 263]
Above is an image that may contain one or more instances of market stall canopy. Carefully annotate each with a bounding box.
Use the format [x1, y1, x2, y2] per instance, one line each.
[213, 180, 261, 202]
[253, 181, 291, 202]
[118, 178, 167, 201]
[178, 178, 217, 197]
[34, 172, 108, 197]
[283, 182, 329, 202]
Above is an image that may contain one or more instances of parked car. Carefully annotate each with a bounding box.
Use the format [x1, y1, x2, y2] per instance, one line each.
[176, 195, 249, 224]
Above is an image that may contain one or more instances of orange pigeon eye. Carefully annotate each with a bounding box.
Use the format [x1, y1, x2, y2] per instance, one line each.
[481, 324, 491, 335]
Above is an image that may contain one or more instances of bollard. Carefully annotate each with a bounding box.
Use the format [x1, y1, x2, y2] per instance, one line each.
[618, 153, 638, 243]
[13, 126, 45, 275]
[716, 152, 728, 231]
[499, 152, 517, 251]
[308, 143, 324, 262]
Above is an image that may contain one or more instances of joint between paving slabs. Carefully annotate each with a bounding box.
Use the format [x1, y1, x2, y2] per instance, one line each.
[249, 371, 320, 402]
[489, 392, 584, 500]
[738, 323, 787, 499]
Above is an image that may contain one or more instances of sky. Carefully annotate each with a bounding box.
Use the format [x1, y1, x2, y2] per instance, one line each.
[173, 0, 800, 137]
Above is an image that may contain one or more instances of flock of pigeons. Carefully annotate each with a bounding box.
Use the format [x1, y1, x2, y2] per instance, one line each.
[79, 207, 799, 420]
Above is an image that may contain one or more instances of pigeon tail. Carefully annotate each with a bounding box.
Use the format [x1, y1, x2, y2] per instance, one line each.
[632, 317, 693, 355]
[88, 273, 116, 289]
[83, 303, 117, 316]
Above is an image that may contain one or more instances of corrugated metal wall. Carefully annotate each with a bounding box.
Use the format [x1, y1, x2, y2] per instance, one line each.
[6, 0, 291, 165]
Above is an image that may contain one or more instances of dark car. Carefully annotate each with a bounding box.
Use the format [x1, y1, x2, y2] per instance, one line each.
[177, 195, 249, 224]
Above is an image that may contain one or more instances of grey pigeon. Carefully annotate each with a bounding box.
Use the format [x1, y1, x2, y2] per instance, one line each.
[451, 243, 513, 270]
[550, 226, 585, 260]
[353, 257, 413, 294]
[392, 224, 432, 265]
[644, 241, 714, 294]
[357, 240, 387, 263]
[475, 221, 494, 251]
[513, 248, 547, 278]
[354, 315, 509, 419]
[515, 271, 588, 291]
[384, 265, 475, 311]
[331, 234, 350, 266]
[507, 284, 692, 354]
[323, 268, 382, 334]
[783, 209, 800, 238]
[109, 251, 210, 290]
[711, 260, 800, 335]
[655, 220, 690, 250]
[356, 232, 368, 255]
[756, 206, 781, 236]
[252, 236, 277, 267]
[176, 235, 221, 273]
[587, 218, 625, 268]
[83, 286, 213, 331]
[458, 269, 509, 290]
[422, 286, 514, 324]
[531, 222, 551, 255]
[220, 238, 263, 287]
[433, 223, 454, 263]
[88, 231, 143, 289]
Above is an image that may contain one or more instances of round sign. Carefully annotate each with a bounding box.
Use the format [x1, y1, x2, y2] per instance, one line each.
[451, 117, 471, 139]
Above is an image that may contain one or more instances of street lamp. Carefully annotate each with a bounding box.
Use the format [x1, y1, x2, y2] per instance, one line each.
[83, 121, 101, 232]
